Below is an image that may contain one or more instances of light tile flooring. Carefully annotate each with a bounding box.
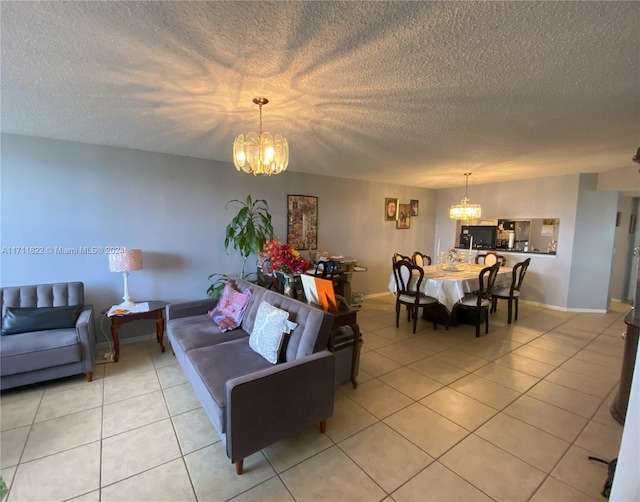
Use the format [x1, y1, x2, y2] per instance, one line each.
[0, 296, 628, 501]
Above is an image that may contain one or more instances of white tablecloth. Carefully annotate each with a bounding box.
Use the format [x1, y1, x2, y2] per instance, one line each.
[388, 264, 512, 312]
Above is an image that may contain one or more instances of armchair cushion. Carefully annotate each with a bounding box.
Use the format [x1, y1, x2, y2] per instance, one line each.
[1, 305, 83, 336]
[0, 328, 81, 376]
[248, 301, 298, 364]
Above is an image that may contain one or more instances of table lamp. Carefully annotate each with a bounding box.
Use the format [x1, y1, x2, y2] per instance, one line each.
[108, 249, 143, 307]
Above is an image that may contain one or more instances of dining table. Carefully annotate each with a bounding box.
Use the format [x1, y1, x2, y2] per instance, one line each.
[388, 263, 513, 313]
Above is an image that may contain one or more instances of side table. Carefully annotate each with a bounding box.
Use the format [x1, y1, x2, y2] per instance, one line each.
[102, 301, 168, 362]
[327, 306, 363, 389]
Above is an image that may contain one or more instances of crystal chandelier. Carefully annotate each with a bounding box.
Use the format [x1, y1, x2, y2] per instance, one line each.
[233, 97, 289, 176]
[450, 173, 482, 220]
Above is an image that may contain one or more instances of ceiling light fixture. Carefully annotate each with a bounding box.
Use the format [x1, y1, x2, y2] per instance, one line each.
[233, 97, 289, 176]
[450, 173, 482, 220]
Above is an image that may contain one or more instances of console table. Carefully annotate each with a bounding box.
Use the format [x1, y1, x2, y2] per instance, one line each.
[103, 301, 167, 362]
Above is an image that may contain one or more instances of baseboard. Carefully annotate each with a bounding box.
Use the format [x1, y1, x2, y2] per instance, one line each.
[519, 299, 607, 314]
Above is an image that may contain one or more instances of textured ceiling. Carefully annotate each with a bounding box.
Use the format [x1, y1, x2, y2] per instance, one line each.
[1, 1, 639, 188]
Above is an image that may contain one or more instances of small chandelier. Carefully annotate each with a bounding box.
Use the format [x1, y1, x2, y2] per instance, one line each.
[450, 173, 482, 220]
[233, 97, 289, 176]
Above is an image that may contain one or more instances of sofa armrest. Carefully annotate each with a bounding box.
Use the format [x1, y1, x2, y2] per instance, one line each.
[166, 299, 219, 321]
[225, 350, 335, 463]
[76, 305, 95, 372]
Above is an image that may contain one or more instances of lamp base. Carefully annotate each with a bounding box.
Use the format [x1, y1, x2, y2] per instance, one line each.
[118, 299, 136, 308]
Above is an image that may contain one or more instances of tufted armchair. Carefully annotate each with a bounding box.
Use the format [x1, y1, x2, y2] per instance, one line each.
[0, 282, 95, 390]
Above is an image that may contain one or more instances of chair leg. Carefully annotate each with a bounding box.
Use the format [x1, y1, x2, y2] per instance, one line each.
[412, 306, 418, 333]
[319, 419, 327, 433]
[514, 298, 519, 321]
[485, 309, 489, 334]
[431, 305, 437, 330]
[507, 299, 513, 324]
[235, 460, 244, 475]
[395, 302, 401, 328]
[85, 371, 93, 382]
[475, 310, 481, 338]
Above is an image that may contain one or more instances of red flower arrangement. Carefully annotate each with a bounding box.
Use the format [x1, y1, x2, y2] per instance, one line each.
[260, 239, 308, 275]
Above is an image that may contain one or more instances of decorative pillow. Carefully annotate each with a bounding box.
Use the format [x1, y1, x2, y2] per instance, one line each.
[207, 280, 252, 332]
[249, 301, 298, 364]
[1, 305, 83, 336]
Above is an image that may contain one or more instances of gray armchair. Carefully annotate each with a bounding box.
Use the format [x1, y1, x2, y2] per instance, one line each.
[0, 282, 95, 390]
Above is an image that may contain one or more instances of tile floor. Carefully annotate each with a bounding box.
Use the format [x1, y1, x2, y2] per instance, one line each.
[0, 296, 628, 501]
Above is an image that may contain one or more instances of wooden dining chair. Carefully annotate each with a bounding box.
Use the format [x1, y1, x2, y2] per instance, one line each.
[412, 251, 432, 266]
[491, 257, 531, 324]
[475, 252, 506, 266]
[392, 260, 438, 333]
[456, 262, 501, 337]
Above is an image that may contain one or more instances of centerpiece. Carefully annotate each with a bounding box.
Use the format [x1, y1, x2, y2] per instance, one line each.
[259, 239, 308, 296]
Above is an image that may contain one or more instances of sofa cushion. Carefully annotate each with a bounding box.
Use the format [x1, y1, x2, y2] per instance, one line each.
[0, 328, 81, 376]
[207, 281, 251, 332]
[1, 305, 83, 336]
[188, 339, 273, 429]
[167, 314, 249, 354]
[249, 301, 298, 364]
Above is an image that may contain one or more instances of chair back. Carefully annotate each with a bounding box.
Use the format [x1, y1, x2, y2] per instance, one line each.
[474, 262, 501, 306]
[475, 252, 506, 266]
[412, 252, 432, 266]
[393, 252, 411, 264]
[510, 258, 531, 294]
[393, 260, 423, 300]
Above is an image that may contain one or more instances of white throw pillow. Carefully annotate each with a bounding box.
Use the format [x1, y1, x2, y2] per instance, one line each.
[249, 301, 298, 364]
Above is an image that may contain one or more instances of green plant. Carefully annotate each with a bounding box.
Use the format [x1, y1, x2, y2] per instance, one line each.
[0, 475, 7, 500]
[207, 195, 274, 298]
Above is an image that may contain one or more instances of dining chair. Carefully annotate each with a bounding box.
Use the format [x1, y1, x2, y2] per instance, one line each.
[456, 262, 501, 337]
[393, 252, 412, 263]
[475, 251, 506, 266]
[392, 260, 438, 333]
[412, 251, 432, 266]
[491, 257, 531, 324]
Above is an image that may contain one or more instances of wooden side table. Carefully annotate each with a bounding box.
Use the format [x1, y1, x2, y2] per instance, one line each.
[103, 301, 168, 362]
[327, 306, 362, 389]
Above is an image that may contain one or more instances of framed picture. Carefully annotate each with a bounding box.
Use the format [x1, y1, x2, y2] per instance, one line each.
[410, 199, 419, 217]
[385, 198, 399, 221]
[287, 195, 318, 250]
[397, 204, 411, 229]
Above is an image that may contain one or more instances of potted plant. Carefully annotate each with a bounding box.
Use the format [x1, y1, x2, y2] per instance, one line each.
[207, 195, 274, 298]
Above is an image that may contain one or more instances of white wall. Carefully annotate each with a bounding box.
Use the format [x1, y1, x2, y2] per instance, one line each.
[0, 134, 436, 337]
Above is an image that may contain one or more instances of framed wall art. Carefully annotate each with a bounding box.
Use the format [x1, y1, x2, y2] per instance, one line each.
[410, 199, 419, 217]
[287, 195, 318, 250]
[397, 204, 411, 229]
[385, 198, 399, 221]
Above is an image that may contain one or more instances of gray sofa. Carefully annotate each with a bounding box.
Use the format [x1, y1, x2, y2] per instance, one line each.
[166, 277, 335, 474]
[0, 282, 96, 390]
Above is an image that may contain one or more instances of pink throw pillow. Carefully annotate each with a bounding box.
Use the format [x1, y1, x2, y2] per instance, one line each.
[208, 281, 252, 332]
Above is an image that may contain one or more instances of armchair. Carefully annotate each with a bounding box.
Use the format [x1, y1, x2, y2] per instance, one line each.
[0, 282, 95, 390]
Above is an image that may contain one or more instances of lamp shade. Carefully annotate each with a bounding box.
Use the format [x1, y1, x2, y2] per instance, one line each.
[108, 249, 143, 273]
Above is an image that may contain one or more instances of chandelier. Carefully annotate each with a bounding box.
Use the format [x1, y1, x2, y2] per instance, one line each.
[450, 173, 482, 220]
[233, 97, 289, 176]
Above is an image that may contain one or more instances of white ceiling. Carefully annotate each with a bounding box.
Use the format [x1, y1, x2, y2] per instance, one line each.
[1, 1, 639, 189]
